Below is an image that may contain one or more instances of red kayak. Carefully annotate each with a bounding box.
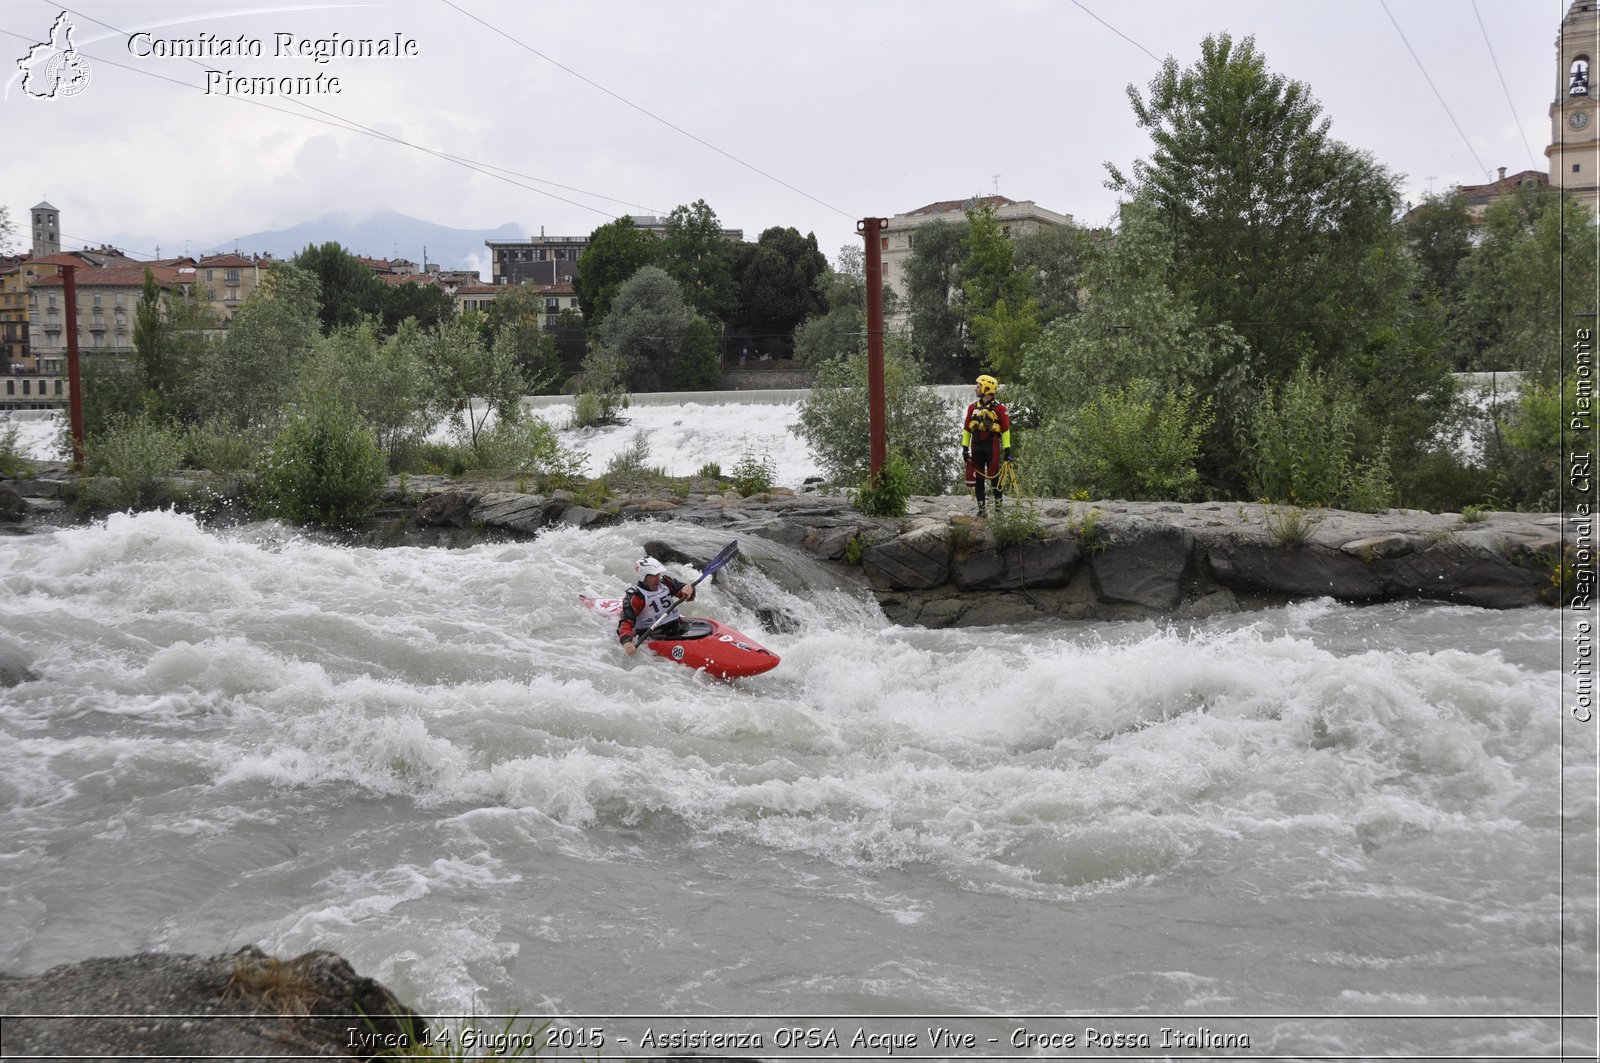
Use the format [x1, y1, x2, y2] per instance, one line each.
[580, 595, 781, 679]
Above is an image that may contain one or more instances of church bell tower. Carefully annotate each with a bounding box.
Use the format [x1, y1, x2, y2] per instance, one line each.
[1550, 0, 1600, 214]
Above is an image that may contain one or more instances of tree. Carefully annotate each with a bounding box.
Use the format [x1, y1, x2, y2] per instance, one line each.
[597, 265, 719, 391]
[1452, 184, 1597, 381]
[1105, 33, 1436, 494]
[958, 204, 1041, 380]
[575, 217, 659, 327]
[1107, 33, 1404, 385]
[1017, 196, 1244, 418]
[902, 219, 971, 380]
[795, 250, 867, 367]
[418, 317, 529, 454]
[660, 199, 735, 322]
[1012, 223, 1094, 324]
[196, 262, 322, 428]
[379, 279, 454, 333]
[791, 340, 954, 494]
[735, 226, 828, 351]
[291, 242, 385, 334]
[298, 319, 441, 467]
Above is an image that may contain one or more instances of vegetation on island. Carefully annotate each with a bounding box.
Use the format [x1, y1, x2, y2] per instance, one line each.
[3, 33, 1587, 532]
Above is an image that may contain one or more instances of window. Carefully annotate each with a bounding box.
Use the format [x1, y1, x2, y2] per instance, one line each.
[93, 294, 102, 307]
[54, 380, 62, 395]
[205, 269, 214, 282]
[21, 380, 29, 396]
[225, 269, 240, 284]
[5, 381, 12, 395]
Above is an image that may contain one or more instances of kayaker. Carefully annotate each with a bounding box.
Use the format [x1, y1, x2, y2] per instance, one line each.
[961, 373, 1013, 516]
[618, 556, 697, 655]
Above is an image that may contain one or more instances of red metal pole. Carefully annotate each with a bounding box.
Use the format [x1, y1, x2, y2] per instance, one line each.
[858, 217, 887, 482]
[61, 265, 84, 470]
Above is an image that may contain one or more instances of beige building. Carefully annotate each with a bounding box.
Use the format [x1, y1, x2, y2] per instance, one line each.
[194, 253, 265, 322]
[1549, 0, 1600, 213]
[28, 265, 189, 363]
[879, 195, 1074, 309]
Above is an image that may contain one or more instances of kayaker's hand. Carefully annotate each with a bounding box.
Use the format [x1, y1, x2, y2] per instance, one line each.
[679, 583, 696, 602]
[623, 641, 636, 656]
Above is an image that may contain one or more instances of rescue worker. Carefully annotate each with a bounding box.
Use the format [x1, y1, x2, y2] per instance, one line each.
[961, 373, 1012, 516]
[617, 556, 697, 655]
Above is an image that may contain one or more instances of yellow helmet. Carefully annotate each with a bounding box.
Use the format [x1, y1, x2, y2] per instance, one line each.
[976, 374, 999, 397]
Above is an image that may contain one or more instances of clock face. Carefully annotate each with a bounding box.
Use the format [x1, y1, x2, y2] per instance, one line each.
[1573, 110, 1591, 130]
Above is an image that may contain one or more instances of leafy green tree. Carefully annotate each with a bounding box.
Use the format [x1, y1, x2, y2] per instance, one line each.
[1107, 33, 1404, 387]
[795, 254, 866, 367]
[660, 199, 736, 322]
[194, 263, 322, 429]
[791, 341, 953, 493]
[1012, 223, 1094, 324]
[575, 216, 660, 327]
[475, 284, 565, 390]
[419, 317, 529, 455]
[1452, 184, 1597, 381]
[597, 265, 719, 391]
[292, 242, 385, 333]
[298, 319, 440, 467]
[132, 270, 215, 424]
[379, 279, 454, 333]
[1403, 192, 1474, 309]
[961, 203, 1041, 379]
[901, 218, 971, 380]
[1017, 197, 1244, 419]
[735, 226, 828, 349]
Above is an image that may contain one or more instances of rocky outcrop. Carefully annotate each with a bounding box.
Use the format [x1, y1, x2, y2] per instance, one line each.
[382, 482, 1565, 626]
[1, 464, 1568, 626]
[0, 947, 426, 1060]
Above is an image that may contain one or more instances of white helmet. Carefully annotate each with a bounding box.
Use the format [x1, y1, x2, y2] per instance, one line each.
[635, 557, 667, 577]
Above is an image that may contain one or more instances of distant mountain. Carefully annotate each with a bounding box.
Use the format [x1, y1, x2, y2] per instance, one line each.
[203, 210, 527, 275]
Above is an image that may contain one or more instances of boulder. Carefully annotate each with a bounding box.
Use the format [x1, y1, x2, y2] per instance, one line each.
[1088, 523, 1194, 609]
[0, 948, 427, 1061]
[862, 522, 954, 590]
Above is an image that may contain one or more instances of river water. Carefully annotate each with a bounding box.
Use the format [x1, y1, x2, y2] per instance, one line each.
[4, 398, 1597, 1059]
[1, 506, 1594, 1061]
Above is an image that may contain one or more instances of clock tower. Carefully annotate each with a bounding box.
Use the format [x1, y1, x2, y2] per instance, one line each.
[1550, 0, 1600, 213]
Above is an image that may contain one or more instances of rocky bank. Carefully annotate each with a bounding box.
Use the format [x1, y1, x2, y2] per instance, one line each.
[1, 466, 1568, 630]
[382, 477, 1565, 625]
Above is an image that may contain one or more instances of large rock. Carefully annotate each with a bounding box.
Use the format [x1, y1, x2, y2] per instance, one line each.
[1088, 522, 1194, 609]
[0, 948, 427, 1060]
[861, 521, 954, 590]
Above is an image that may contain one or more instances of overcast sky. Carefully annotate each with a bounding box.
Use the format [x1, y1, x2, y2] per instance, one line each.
[0, 1, 1563, 276]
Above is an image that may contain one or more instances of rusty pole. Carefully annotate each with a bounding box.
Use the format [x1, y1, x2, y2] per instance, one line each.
[858, 217, 888, 482]
[61, 265, 85, 470]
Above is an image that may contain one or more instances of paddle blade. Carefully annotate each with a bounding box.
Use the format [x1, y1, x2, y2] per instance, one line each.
[694, 540, 740, 585]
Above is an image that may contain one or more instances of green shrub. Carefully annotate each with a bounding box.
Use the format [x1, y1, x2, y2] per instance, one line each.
[605, 429, 653, 475]
[0, 421, 27, 478]
[1264, 505, 1325, 546]
[792, 344, 953, 494]
[695, 461, 723, 480]
[84, 414, 186, 510]
[1029, 380, 1212, 501]
[855, 451, 913, 517]
[1248, 361, 1393, 511]
[730, 447, 777, 497]
[988, 496, 1041, 545]
[184, 417, 270, 472]
[256, 405, 387, 529]
[474, 414, 586, 478]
